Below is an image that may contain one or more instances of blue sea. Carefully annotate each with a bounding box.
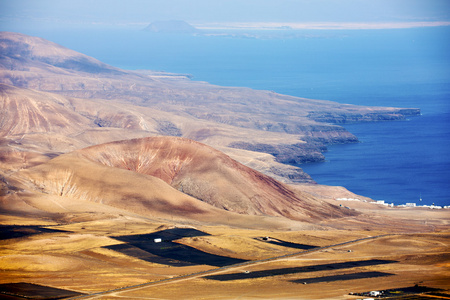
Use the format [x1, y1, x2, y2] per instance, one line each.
[8, 26, 450, 206]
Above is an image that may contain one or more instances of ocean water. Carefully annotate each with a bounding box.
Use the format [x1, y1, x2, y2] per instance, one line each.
[10, 26, 450, 206]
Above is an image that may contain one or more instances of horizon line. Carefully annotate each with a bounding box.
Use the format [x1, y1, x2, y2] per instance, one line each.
[193, 21, 450, 30]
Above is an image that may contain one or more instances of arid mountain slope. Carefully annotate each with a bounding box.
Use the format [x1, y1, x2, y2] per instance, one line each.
[0, 31, 123, 75]
[6, 136, 353, 228]
[0, 84, 91, 138]
[0, 31, 420, 179]
[78, 137, 351, 220]
[7, 154, 295, 229]
[0, 83, 313, 182]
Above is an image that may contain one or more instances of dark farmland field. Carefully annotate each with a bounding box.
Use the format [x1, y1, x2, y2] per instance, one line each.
[291, 271, 394, 284]
[106, 228, 248, 267]
[0, 225, 70, 240]
[0, 282, 84, 299]
[205, 259, 396, 281]
[255, 237, 317, 250]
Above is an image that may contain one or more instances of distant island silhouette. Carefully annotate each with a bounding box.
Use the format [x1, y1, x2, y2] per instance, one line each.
[144, 20, 200, 33]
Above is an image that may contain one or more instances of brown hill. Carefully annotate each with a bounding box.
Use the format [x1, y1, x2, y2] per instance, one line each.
[9, 136, 353, 228]
[7, 157, 291, 229]
[78, 136, 351, 220]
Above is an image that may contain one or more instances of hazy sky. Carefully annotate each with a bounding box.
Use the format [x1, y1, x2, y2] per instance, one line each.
[1, 0, 450, 29]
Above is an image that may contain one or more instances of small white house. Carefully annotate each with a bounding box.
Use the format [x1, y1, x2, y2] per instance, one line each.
[369, 291, 381, 296]
[154, 238, 162, 243]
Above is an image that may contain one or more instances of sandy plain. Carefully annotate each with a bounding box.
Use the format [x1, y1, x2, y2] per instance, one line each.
[0, 199, 448, 300]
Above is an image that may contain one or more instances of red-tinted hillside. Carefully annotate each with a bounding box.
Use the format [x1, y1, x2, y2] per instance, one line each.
[79, 137, 353, 221]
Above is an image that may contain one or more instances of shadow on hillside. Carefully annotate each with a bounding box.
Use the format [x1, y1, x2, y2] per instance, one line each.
[0, 225, 70, 240]
[105, 228, 248, 267]
[255, 236, 317, 250]
[291, 271, 394, 284]
[205, 259, 397, 281]
[0, 282, 84, 299]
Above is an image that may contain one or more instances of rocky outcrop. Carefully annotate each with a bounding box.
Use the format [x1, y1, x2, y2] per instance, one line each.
[228, 141, 326, 164]
[156, 120, 182, 136]
[307, 108, 421, 124]
[266, 166, 314, 184]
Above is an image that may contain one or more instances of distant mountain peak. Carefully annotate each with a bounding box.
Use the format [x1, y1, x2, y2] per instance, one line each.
[144, 20, 199, 34]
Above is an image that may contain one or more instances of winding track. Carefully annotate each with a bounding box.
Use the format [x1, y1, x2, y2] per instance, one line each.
[67, 233, 395, 299]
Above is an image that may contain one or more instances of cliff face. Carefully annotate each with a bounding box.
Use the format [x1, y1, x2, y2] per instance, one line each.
[307, 109, 421, 124]
[0, 31, 420, 183]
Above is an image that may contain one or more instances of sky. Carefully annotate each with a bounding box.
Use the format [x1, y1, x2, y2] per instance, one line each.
[1, 0, 450, 30]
